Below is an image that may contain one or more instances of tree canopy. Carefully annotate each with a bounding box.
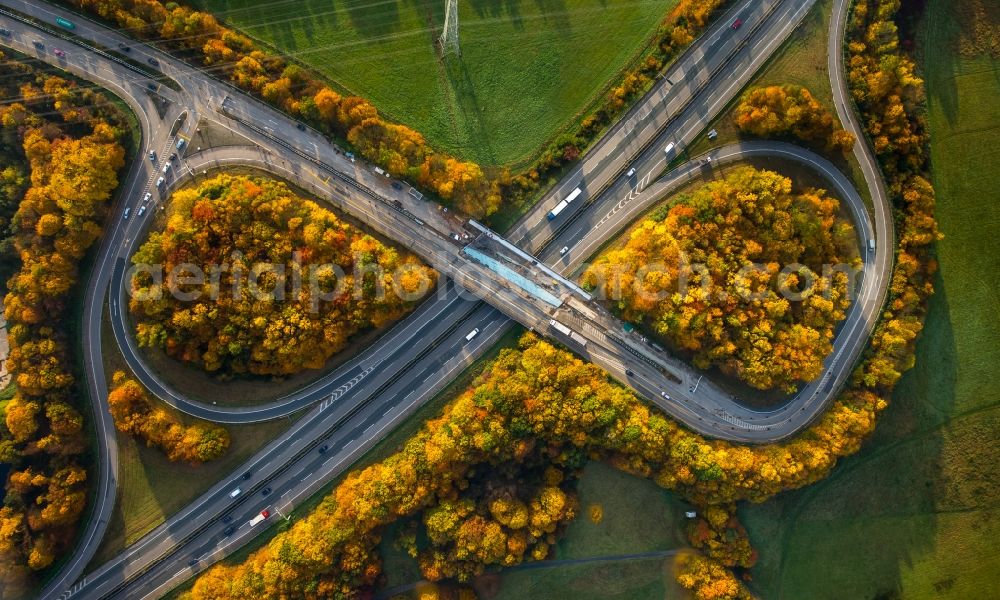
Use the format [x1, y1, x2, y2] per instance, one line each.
[0, 51, 127, 581]
[734, 84, 856, 152]
[583, 166, 858, 392]
[129, 173, 436, 376]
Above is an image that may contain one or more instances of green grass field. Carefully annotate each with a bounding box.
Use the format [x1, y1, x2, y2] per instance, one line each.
[740, 0, 1000, 597]
[190, 0, 674, 167]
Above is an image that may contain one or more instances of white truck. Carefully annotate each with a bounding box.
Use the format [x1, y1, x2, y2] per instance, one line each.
[248, 509, 270, 526]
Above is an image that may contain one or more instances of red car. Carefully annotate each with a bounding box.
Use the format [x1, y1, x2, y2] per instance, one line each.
[731, 18, 743, 30]
[53, 48, 66, 57]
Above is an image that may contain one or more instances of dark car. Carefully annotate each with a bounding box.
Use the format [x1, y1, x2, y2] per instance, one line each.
[391, 181, 403, 191]
[118, 42, 130, 52]
[221, 514, 233, 524]
[147, 82, 157, 92]
[188, 558, 199, 566]
[296, 123, 306, 131]
[0, 28, 11, 37]
[261, 487, 272, 496]
[242, 470, 252, 480]
[169, 152, 177, 161]
[625, 369, 635, 377]
[731, 18, 742, 30]
[147, 57, 159, 67]
[318, 444, 329, 454]
[223, 525, 236, 536]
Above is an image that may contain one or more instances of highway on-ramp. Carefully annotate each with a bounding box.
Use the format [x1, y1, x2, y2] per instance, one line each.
[0, 0, 895, 597]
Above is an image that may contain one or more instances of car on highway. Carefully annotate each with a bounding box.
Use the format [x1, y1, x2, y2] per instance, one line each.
[0, 28, 11, 37]
[123, 207, 130, 219]
[155, 176, 165, 187]
[660, 391, 672, 400]
[137, 205, 146, 217]
[55, 17, 75, 30]
[169, 152, 178, 161]
[221, 514, 233, 524]
[223, 525, 236, 536]
[261, 487, 272, 496]
[162, 163, 170, 174]
[664, 142, 676, 157]
[148, 150, 156, 162]
[731, 18, 743, 30]
[187, 558, 198, 567]
[626, 369, 635, 377]
[465, 328, 480, 342]
[118, 42, 130, 53]
[391, 181, 403, 191]
[318, 444, 329, 454]
[248, 509, 270, 527]
[143, 192, 151, 202]
[242, 471, 252, 480]
[296, 123, 305, 131]
[147, 57, 159, 67]
[228, 487, 242, 499]
[176, 138, 187, 151]
[53, 48, 66, 58]
[32, 40, 44, 50]
[559, 246, 569, 255]
[146, 82, 157, 92]
[626, 167, 636, 178]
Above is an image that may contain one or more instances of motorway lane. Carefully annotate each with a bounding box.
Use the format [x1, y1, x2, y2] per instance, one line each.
[507, 0, 818, 253]
[5, 0, 838, 442]
[0, 14, 205, 600]
[0, 0, 900, 592]
[72, 303, 511, 600]
[543, 141, 878, 439]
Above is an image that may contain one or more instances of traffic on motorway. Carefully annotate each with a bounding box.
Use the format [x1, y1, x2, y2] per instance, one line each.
[0, 0, 893, 597]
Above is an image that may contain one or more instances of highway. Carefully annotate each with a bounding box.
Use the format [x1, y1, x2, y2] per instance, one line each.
[0, 0, 894, 597]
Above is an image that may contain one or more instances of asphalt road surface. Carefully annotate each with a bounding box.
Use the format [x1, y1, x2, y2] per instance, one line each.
[0, 0, 893, 597]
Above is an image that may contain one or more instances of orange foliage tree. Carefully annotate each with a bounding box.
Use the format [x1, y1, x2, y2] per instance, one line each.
[129, 173, 436, 376]
[583, 166, 858, 392]
[107, 372, 229, 462]
[0, 52, 127, 578]
[734, 84, 856, 152]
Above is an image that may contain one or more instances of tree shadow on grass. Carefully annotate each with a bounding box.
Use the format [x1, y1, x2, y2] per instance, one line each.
[345, 0, 401, 39]
[750, 279, 957, 600]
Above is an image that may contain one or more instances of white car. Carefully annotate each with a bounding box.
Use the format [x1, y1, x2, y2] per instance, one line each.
[123, 207, 130, 219]
[137, 205, 146, 216]
[626, 167, 636, 178]
[465, 328, 480, 342]
[155, 176, 165, 187]
[559, 246, 569, 255]
[143, 192, 152, 202]
[228, 487, 242, 499]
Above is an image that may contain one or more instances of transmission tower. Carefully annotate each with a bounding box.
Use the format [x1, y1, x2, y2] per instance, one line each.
[440, 0, 460, 56]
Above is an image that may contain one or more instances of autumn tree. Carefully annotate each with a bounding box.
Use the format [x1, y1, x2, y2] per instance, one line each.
[735, 84, 855, 152]
[107, 372, 229, 462]
[583, 166, 858, 392]
[129, 173, 436, 376]
[0, 53, 128, 580]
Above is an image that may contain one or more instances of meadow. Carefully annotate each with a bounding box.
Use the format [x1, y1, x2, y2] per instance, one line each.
[190, 0, 675, 167]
